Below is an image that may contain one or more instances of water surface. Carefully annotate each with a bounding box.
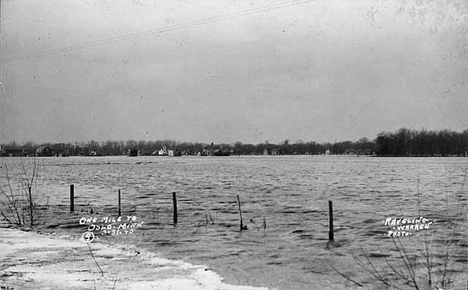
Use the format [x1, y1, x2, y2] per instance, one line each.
[1, 156, 467, 289]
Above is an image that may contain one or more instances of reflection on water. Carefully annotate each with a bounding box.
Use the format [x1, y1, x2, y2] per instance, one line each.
[1, 156, 467, 289]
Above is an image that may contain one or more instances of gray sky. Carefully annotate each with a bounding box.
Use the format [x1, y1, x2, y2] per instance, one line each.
[1, 0, 467, 144]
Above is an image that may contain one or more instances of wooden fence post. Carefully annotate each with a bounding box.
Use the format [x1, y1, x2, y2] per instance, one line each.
[70, 184, 74, 212]
[173, 192, 178, 225]
[328, 200, 334, 242]
[118, 189, 121, 216]
[237, 195, 244, 231]
[28, 187, 33, 224]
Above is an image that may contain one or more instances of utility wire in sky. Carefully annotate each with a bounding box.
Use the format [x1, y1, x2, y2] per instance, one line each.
[2, 0, 315, 64]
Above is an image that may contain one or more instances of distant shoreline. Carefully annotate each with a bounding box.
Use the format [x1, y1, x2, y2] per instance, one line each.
[2, 127, 467, 158]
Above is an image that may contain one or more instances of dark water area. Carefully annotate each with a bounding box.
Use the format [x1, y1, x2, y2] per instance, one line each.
[1, 156, 467, 289]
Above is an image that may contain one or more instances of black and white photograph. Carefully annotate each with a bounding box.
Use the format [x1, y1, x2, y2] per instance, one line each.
[1, 0, 467, 289]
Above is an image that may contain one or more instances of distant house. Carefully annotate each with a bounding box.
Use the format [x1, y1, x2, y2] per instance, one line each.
[55, 152, 70, 157]
[345, 148, 356, 155]
[271, 148, 281, 155]
[157, 147, 168, 156]
[139, 150, 153, 156]
[127, 149, 139, 157]
[213, 148, 230, 156]
[204, 143, 230, 156]
[1, 147, 24, 157]
[204, 144, 215, 156]
[263, 148, 269, 155]
[36, 146, 52, 157]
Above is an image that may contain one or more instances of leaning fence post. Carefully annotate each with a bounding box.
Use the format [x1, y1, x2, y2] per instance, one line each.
[28, 187, 33, 224]
[237, 195, 244, 231]
[172, 192, 178, 225]
[118, 189, 121, 216]
[328, 200, 334, 242]
[70, 184, 75, 212]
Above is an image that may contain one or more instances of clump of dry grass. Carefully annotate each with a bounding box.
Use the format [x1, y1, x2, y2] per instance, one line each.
[335, 173, 468, 289]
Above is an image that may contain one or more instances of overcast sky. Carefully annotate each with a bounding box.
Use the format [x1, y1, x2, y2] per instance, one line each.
[1, 0, 467, 144]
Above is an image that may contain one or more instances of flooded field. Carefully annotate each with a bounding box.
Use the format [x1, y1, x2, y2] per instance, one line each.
[1, 156, 467, 289]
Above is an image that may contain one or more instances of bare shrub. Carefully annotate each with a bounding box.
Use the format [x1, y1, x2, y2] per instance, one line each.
[0, 158, 47, 227]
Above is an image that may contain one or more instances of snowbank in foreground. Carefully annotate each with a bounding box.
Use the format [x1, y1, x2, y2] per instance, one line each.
[0, 228, 268, 290]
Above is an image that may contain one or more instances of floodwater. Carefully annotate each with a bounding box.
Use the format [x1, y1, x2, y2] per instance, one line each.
[1, 156, 467, 289]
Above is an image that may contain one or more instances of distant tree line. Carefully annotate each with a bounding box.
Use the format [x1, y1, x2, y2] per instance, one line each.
[375, 128, 468, 157]
[1, 128, 467, 157]
[0, 140, 208, 156]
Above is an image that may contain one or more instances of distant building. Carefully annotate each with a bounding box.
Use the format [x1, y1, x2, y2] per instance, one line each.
[127, 149, 139, 157]
[55, 152, 70, 157]
[345, 148, 356, 155]
[157, 146, 168, 156]
[205, 144, 215, 156]
[1, 147, 24, 157]
[271, 148, 281, 155]
[36, 146, 52, 157]
[204, 143, 230, 156]
[263, 148, 269, 155]
[139, 150, 153, 156]
[213, 148, 230, 156]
